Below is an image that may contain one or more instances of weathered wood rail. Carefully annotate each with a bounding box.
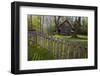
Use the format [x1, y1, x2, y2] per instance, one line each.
[28, 30, 87, 59]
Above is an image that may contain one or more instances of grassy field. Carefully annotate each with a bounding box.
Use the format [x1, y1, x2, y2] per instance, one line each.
[28, 44, 55, 61]
[53, 35, 87, 47]
[53, 35, 87, 41]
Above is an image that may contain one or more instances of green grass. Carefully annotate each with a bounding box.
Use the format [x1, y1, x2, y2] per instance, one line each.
[28, 44, 55, 61]
[53, 34, 87, 40]
[53, 35, 87, 45]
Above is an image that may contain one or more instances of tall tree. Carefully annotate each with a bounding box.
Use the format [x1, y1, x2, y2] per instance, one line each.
[54, 16, 61, 34]
[71, 17, 81, 38]
[28, 15, 33, 31]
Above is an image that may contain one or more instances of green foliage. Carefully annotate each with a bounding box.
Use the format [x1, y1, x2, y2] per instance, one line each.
[80, 17, 88, 35]
[28, 44, 55, 61]
[47, 24, 56, 35]
[32, 16, 41, 31]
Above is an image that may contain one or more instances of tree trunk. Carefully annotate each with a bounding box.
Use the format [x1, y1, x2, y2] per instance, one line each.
[71, 31, 78, 38]
[71, 17, 81, 38]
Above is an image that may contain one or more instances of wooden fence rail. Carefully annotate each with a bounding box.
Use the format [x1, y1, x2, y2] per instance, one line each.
[28, 31, 87, 59]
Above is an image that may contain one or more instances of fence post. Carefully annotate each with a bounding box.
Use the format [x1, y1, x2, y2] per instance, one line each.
[54, 37, 57, 59]
[52, 37, 55, 57]
[66, 42, 70, 59]
[57, 38, 60, 59]
[61, 40, 65, 59]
